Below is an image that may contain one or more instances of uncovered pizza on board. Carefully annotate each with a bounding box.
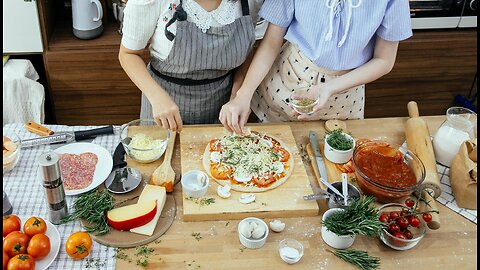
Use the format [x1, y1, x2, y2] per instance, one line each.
[203, 131, 294, 192]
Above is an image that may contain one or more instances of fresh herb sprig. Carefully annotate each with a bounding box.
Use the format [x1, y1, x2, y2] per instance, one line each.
[326, 129, 354, 151]
[60, 189, 115, 235]
[328, 249, 380, 270]
[322, 196, 386, 237]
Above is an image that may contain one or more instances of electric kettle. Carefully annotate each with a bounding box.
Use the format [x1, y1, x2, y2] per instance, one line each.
[72, 0, 104, 39]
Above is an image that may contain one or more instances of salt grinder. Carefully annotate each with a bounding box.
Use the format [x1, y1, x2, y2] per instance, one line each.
[37, 152, 68, 224]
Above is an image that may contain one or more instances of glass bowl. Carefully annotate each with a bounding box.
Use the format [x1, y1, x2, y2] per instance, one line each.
[278, 238, 304, 264]
[352, 140, 425, 203]
[3, 131, 22, 174]
[378, 203, 426, 251]
[120, 119, 170, 163]
[289, 89, 319, 115]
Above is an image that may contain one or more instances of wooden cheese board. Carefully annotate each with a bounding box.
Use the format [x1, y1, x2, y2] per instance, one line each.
[180, 125, 319, 221]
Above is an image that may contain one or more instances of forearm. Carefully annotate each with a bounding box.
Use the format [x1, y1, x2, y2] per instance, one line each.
[118, 46, 169, 101]
[328, 37, 399, 94]
[236, 24, 287, 99]
[231, 46, 257, 99]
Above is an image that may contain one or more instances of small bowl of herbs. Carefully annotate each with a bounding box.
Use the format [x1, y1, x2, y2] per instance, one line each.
[289, 89, 319, 115]
[324, 129, 355, 164]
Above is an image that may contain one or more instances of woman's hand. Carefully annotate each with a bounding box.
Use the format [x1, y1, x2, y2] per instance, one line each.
[219, 91, 252, 134]
[150, 93, 183, 132]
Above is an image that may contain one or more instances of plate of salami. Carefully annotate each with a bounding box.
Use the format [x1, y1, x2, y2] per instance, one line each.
[54, 142, 113, 196]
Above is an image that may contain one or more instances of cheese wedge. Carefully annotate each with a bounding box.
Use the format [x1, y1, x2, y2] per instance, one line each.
[130, 185, 167, 236]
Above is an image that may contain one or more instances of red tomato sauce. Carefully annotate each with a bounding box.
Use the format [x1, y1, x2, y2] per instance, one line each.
[355, 144, 417, 189]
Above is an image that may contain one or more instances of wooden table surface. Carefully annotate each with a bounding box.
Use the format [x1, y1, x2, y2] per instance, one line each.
[116, 116, 477, 270]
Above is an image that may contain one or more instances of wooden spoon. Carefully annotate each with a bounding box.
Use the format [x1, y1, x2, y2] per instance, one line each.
[325, 119, 348, 132]
[150, 130, 176, 192]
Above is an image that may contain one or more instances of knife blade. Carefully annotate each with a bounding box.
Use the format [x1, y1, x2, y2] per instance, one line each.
[303, 193, 331, 200]
[309, 131, 329, 182]
[21, 126, 115, 148]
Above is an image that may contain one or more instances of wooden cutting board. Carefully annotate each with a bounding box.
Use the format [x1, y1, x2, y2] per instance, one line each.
[180, 125, 319, 221]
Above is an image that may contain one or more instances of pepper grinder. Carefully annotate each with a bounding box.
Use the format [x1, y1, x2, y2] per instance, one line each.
[37, 152, 68, 224]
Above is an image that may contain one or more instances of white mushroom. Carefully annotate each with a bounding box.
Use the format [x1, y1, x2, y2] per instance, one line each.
[217, 184, 231, 199]
[269, 220, 286, 233]
[239, 193, 256, 204]
[196, 173, 208, 187]
[251, 224, 266, 239]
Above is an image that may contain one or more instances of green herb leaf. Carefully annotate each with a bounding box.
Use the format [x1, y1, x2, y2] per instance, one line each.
[328, 249, 380, 270]
[325, 129, 354, 151]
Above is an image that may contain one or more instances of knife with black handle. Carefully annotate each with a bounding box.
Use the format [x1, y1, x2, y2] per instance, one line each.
[21, 126, 115, 148]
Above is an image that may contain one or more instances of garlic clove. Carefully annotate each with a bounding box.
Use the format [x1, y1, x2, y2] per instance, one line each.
[239, 222, 252, 238]
[251, 224, 266, 239]
[269, 219, 286, 232]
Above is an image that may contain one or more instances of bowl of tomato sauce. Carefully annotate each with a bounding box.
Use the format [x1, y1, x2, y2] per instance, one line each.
[352, 141, 425, 203]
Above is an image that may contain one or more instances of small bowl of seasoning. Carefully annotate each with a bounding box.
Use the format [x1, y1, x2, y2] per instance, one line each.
[278, 238, 304, 264]
[181, 170, 209, 198]
[289, 89, 319, 115]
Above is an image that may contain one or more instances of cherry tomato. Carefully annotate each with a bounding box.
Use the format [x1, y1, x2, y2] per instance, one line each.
[3, 231, 29, 258]
[379, 213, 390, 223]
[7, 254, 35, 270]
[3, 251, 9, 270]
[408, 216, 421, 228]
[405, 198, 415, 208]
[422, 213, 433, 223]
[66, 232, 92, 259]
[27, 233, 50, 259]
[23, 217, 47, 238]
[392, 232, 408, 247]
[396, 217, 410, 230]
[3, 215, 21, 237]
[388, 223, 401, 235]
[389, 211, 399, 220]
[210, 164, 231, 180]
[403, 229, 414, 239]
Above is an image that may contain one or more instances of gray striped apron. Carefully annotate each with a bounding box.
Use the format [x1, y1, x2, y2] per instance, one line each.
[140, 0, 255, 124]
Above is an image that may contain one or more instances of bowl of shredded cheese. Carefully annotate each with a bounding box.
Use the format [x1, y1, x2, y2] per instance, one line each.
[120, 119, 170, 163]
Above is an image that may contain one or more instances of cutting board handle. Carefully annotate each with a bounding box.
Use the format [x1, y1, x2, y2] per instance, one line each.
[407, 101, 420, 118]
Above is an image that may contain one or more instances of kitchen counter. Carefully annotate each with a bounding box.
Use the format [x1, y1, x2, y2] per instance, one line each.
[116, 115, 477, 270]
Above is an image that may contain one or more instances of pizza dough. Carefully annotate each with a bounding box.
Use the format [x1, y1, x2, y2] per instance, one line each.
[203, 131, 294, 192]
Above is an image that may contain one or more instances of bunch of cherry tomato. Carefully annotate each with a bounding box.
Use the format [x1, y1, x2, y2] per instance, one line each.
[378, 198, 433, 245]
[3, 215, 50, 270]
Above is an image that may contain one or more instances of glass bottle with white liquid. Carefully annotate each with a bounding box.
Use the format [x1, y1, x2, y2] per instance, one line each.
[433, 107, 477, 167]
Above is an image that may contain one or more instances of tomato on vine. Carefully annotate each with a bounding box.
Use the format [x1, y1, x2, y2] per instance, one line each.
[396, 217, 409, 230]
[422, 213, 433, 223]
[379, 213, 390, 223]
[408, 216, 421, 228]
[405, 198, 415, 208]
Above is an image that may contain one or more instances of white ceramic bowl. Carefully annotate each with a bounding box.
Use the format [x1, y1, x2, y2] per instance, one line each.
[181, 170, 209, 198]
[238, 217, 269, 249]
[321, 208, 356, 249]
[324, 133, 355, 164]
[3, 131, 21, 174]
[278, 238, 304, 264]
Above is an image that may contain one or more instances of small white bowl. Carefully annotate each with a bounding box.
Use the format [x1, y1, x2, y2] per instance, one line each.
[278, 238, 304, 264]
[238, 217, 269, 249]
[321, 208, 356, 249]
[324, 133, 355, 164]
[181, 170, 209, 198]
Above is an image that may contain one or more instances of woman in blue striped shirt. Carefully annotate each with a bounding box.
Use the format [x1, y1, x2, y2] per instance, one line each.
[220, 0, 412, 134]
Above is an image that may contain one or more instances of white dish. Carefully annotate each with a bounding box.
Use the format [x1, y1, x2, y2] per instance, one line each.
[324, 133, 355, 164]
[181, 170, 209, 198]
[19, 216, 61, 270]
[238, 217, 269, 249]
[54, 142, 113, 196]
[321, 208, 356, 249]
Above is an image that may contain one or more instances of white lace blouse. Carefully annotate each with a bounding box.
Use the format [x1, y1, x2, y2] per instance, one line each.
[122, 0, 265, 60]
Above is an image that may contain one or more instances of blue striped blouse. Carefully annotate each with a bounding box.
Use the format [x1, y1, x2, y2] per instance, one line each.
[259, 0, 413, 71]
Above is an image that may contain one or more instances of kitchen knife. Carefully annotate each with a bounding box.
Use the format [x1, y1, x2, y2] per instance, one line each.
[303, 193, 331, 200]
[309, 131, 329, 182]
[21, 126, 115, 148]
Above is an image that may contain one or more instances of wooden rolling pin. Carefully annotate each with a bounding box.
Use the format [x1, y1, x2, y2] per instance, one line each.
[405, 101, 441, 229]
[417, 190, 441, 230]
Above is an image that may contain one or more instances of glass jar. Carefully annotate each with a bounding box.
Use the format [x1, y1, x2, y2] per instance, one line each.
[433, 107, 477, 167]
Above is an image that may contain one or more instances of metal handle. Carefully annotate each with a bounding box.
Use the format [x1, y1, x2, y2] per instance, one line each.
[91, 0, 103, 22]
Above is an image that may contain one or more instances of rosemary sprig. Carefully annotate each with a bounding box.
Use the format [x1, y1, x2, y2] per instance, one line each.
[192, 232, 202, 241]
[60, 189, 115, 235]
[328, 249, 380, 270]
[322, 196, 386, 237]
[325, 129, 354, 150]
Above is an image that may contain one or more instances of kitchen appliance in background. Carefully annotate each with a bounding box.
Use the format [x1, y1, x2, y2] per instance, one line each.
[409, 0, 473, 29]
[459, 0, 477, 27]
[72, 0, 104, 39]
[112, 0, 127, 35]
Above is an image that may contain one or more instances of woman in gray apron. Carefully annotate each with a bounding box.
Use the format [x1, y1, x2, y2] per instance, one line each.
[119, 0, 257, 131]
